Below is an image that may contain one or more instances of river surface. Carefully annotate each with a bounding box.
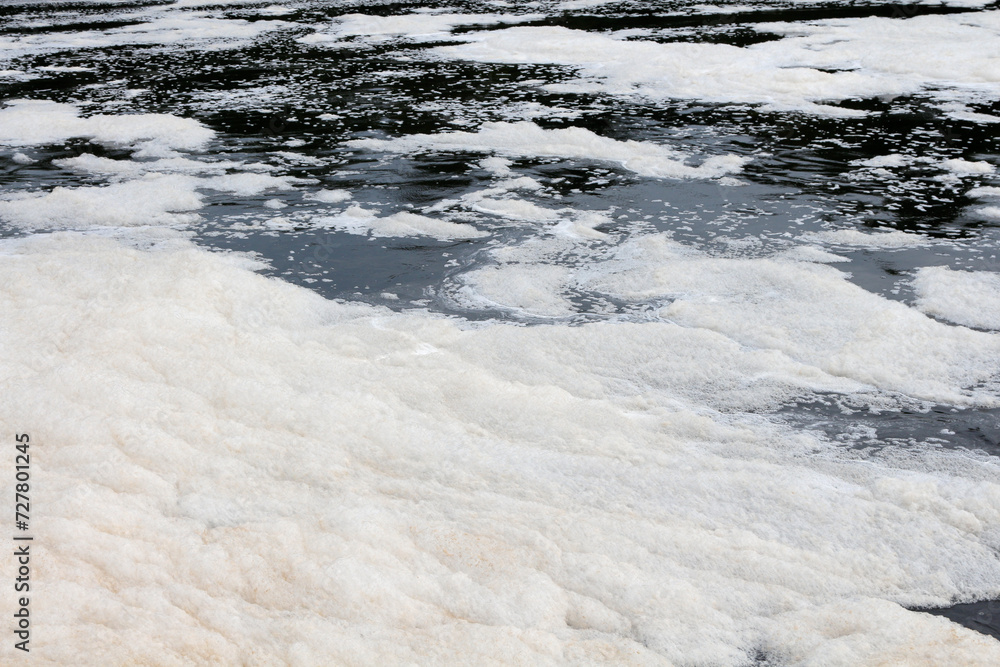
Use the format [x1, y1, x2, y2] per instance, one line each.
[1, 0, 999, 664]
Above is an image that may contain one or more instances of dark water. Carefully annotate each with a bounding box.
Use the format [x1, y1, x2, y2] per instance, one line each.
[919, 598, 1000, 642]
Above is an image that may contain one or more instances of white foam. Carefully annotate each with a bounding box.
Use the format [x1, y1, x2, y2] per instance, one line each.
[854, 154, 912, 168]
[203, 172, 302, 196]
[802, 228, 931, 248]
[458, 176, 544, 200]
[485, 234, 1000, 407]
[553, 0, 620, 9]
[470, 197, 561, 221]
[913, 266, 1000, 331]
[0, 169, 304, 228]
[938, 102, 1000, 124]
[38, 65, 93, 72]
[171, 0, 264, 7]
[470, 198, 610, 240]
[0, 175, 203, 228]
[776, 245, 851, 264]
[2, 233, 999, 664]
[444, 232, 1000, 405]
[306, 189, 352, 204]
[457, 262, 577, 317]
[258, 4, 294, 16]
[299, 12, 541, 44]
[261, 216, 295, 231]
[273, 151, 325, 167]
[967, 186, 1000, 199]
[941, 158, 995, 175]
[349, 121, 748, 179]
[553, 210, 611, 240]
[317, 205, 488, 240]
[53, 154, 243, 178]
[480, 156, 514, 177]
[975, 206, 1000, 220]
[0, 100, 214, 156]
[0, 13, 290, 55]
[424, 176, 609, 240]
[433, 13, 1000, 115]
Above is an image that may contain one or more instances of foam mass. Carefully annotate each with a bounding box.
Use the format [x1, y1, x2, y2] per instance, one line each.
[0, 100, 214, 156]
[914, 266, 1000, 331]
[434, 13, 1000, 115]
[1, 233, 999, 665]
[348, 121, 749, 179]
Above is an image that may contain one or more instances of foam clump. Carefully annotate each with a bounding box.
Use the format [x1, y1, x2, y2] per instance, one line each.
[53, 153, 248, 178]
[0, 175, 203, 228]
[307, 189, 352, 204]
[204, 172, 303, 196]
[973, 206, 1000, 221]
[348, 121, 749, 179]
[0, 100, 214, 156]
[300, 12, 541, 44]
[589, 236, 1000, 406]
[967, 186, 1000, 199]
[801, 228, 931, 248]
[434, 14, 1000, 114]
[316, 205, 488, 240]
[455, 262, 578, 317]
[1, 13, 290, 56]
[941, 158, 995, 175]
[913, 266, 1000, 331]
[0, 173, 301, 229]
[451, 234, 1000, 406]
[1, 233, 999, 665]
[854, 154, 912, 168]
